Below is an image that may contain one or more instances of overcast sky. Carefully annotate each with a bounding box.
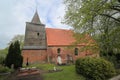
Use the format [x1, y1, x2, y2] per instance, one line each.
[0, 0, 71, 49]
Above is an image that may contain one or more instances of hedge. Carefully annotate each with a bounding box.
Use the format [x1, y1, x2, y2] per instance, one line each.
[75, 57, 116, 80]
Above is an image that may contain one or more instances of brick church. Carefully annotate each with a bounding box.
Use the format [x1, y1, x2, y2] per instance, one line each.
[22, 11, 98, 64]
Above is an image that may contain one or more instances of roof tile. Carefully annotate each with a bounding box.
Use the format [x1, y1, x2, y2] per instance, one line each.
[46, 28, 75, 46]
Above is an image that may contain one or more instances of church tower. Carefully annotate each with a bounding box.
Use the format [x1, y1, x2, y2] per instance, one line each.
[23, 11, 47, 49]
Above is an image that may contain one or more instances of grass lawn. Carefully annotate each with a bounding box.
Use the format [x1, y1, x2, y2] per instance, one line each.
[30, 64, 85, 80]
[0, 76, 6, 80]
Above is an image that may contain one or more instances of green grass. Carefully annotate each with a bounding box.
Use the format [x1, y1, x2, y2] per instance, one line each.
[30, 63, 55, 70]
[0, 76, 6, 80]
[30, 64, 85, 80]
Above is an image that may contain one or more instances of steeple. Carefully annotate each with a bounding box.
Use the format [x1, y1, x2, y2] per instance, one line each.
[23, 9, 46, 50]
[31, 10, 41, 24]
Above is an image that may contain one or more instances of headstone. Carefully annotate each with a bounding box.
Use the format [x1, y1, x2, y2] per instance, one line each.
[54, 66, 56, 71]
[11, 64, 14, 69]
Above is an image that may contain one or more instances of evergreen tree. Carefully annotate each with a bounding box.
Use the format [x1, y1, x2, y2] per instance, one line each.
[13, 40, 23, 69]
[5, 40, 23, 69]
[5, 43, 14, 68]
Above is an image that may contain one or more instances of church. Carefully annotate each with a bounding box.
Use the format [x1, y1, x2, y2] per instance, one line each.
[22, 11, 98, 64]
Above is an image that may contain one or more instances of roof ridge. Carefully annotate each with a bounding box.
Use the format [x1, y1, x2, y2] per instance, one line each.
[46, 27, 72, 31]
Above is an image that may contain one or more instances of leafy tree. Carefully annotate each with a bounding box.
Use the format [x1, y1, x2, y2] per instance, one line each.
[64, 1, 120, 42]
[63, 0, 120, 54]
[5, 40, 23, 69]
[64, 0, 120, 27]
[0, 48, 8, 65]
[63, 0, 120, 68]
[8, 34, 24, 48]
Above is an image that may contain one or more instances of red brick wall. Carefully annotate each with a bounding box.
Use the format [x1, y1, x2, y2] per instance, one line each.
[22, 50, 47, 64]
[22, 46, 99, 64]
[47, 46, 99, 64]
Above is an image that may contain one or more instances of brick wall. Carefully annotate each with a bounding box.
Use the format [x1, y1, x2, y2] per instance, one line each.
[22, 46, 99, 64]
[47, 46, 99, 64]
[22, 50, 47, 64]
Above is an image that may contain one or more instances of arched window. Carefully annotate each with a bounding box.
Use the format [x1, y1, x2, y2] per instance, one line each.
[57, 48, 61, 55]
[75, 48, 78, 55]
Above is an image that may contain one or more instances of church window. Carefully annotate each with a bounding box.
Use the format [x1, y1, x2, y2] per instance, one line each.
[37, 33, 39, 36]
[57, 48, 61, 55]
[75, 48, 78, 55]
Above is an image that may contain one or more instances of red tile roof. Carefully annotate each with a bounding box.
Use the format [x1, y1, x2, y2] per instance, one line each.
[46, 28, 75, 46]
[46, 28, 95, 46]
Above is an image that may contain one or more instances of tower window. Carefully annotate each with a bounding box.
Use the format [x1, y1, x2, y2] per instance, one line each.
[37, 33, 39, 36]
[75, 48, 78, 55]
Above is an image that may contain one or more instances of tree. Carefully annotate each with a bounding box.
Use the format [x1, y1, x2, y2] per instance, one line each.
[63, 0, 120, 53]
[13, 40, 23, 69]
[0, 48, 8, 65]
[5, 40, 23, 69]
[5, 43, 14, 68]
[8, 34, 24, 49]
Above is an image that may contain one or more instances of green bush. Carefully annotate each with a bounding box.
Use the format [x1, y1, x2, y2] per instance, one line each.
[0, 65, 12, 73]
[75, 57, 116, 80]
[0, 56, 5, 65]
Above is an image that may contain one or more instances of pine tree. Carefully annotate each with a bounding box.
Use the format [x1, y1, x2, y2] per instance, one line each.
[5, 40, 23, 69]
[5, 43, 14, 68]
[13, 40, 23, 69]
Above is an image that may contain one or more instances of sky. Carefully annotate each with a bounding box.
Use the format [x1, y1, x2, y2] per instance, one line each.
[0, 0, 71, 49]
